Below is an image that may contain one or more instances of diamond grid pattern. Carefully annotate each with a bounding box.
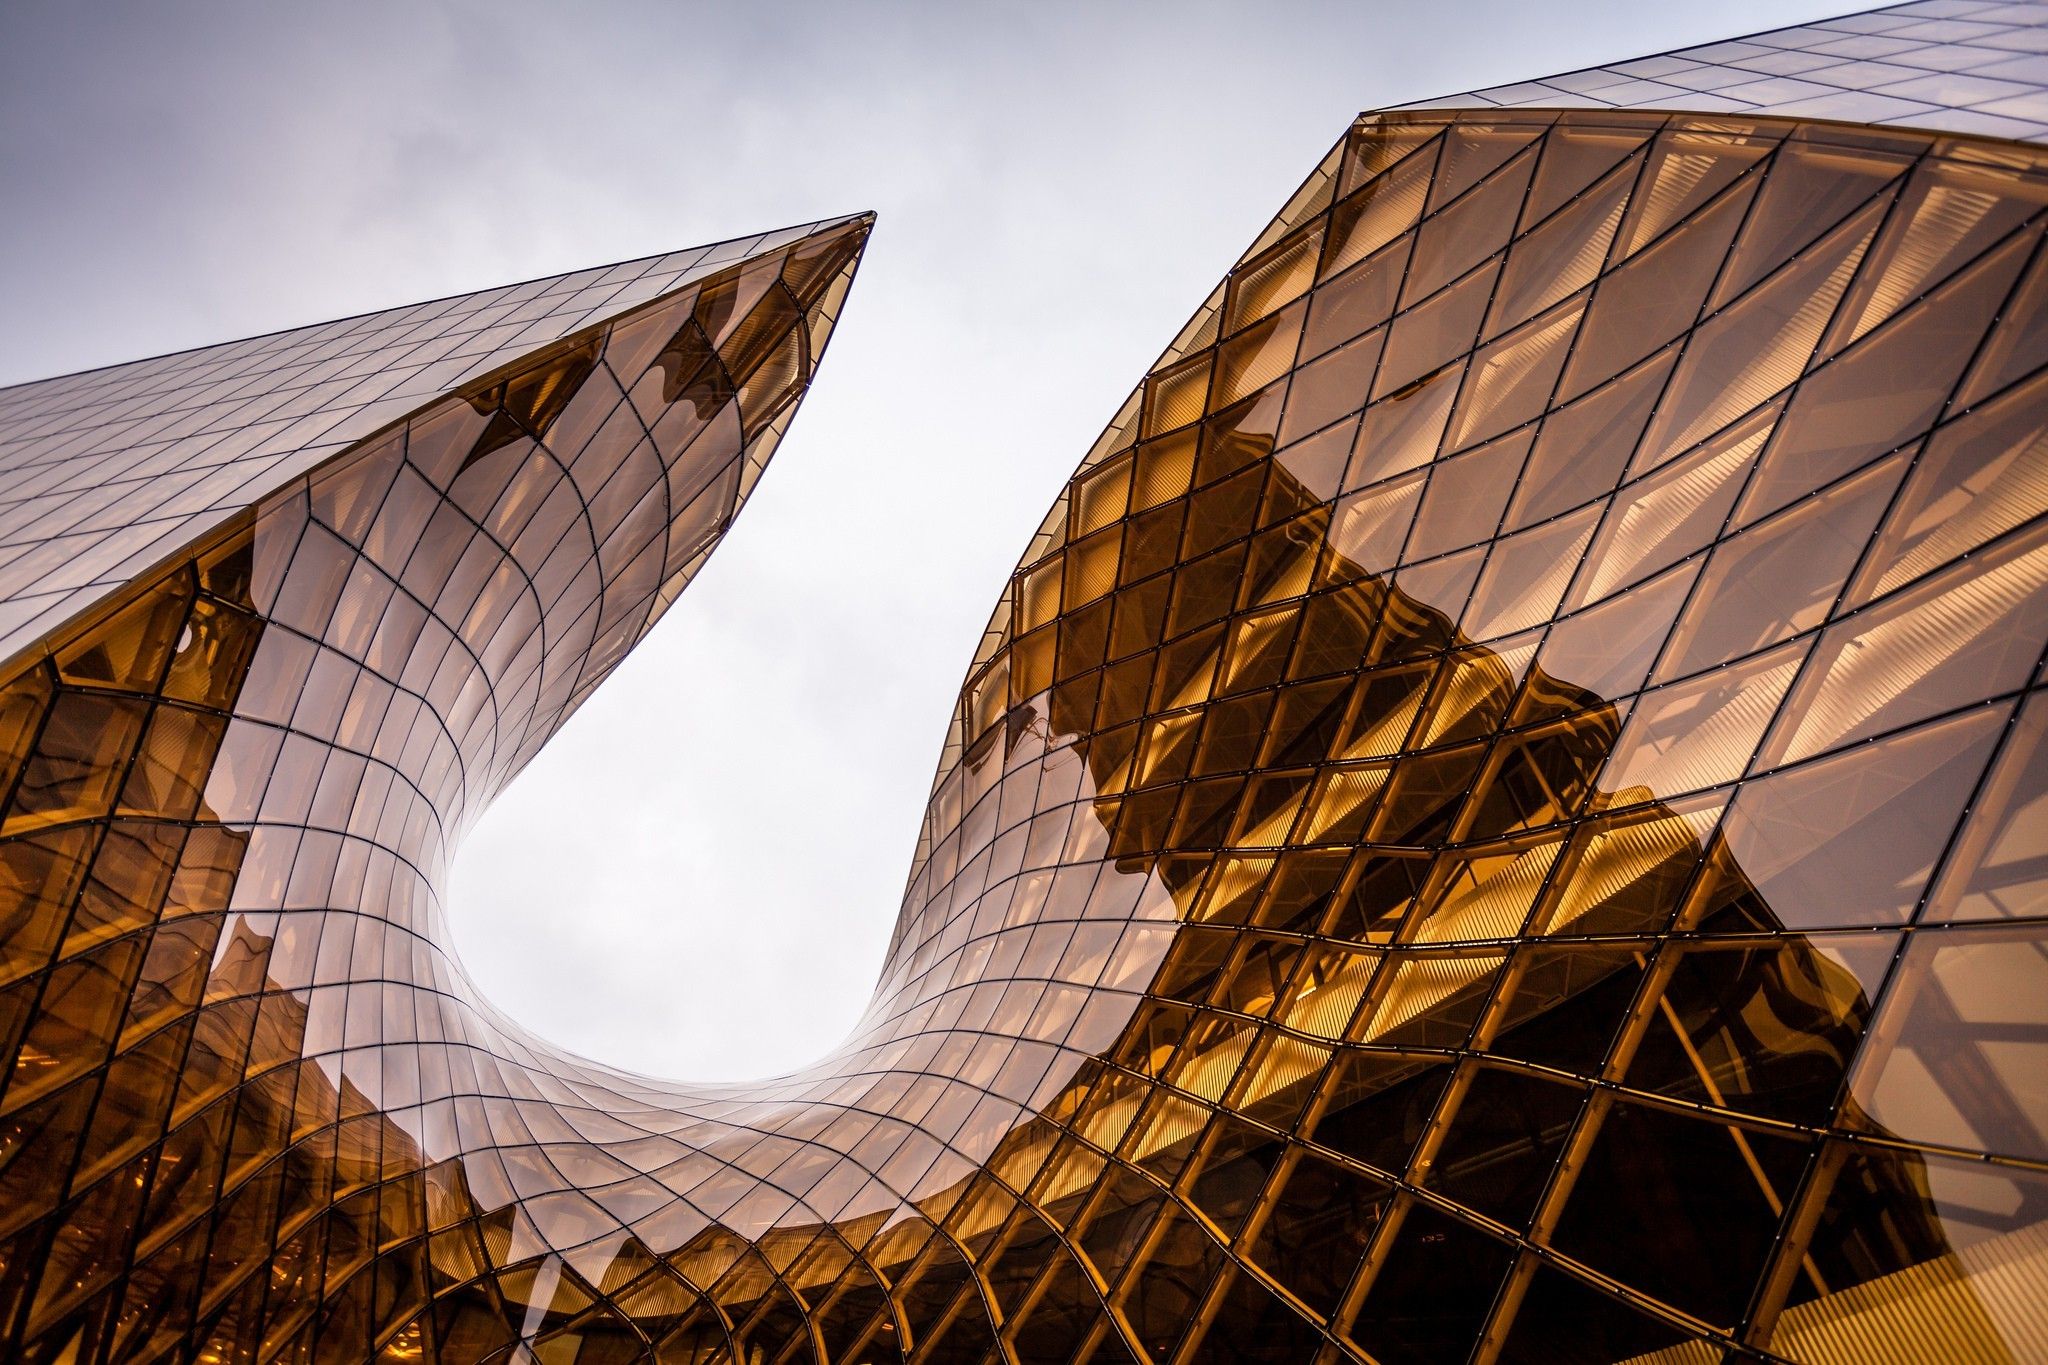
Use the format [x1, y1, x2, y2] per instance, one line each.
[0, 215, 864, 674]
[3, 48, 2048, 1365]
[1400, 0, 2048, 145]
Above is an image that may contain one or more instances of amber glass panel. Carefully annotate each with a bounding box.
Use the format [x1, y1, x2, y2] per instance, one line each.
[1656, 454, 1903, 680]
[1957, 236, 2048, 409]
[1712, 142, 1907, 308]
[1404, 430, 1527, 563]
[1635, 195, 1882, 475]
[1486, 943, 1645, 1077]
[1762, 519, 2048, 766]
[1349, 365, 1461, 488]
[1549, 1100, 1812, 1327]
[1625, 933, 1897, 1124]
[1444, 299, 1583, 452]
[1556, 171, 1754, 401]
[1506, 349, 1672, 531]
[1373, 259, 1499, 398]
[1736, 230, 2027, 527]
[1569, 399, 1778, 608]
[1301, 240, 1406, 362]
[1243, 1146, 1390, 1318]
[1306, 1051, 1452, 1178]
[1597, 639, 1804, 801]
[1488, 154, 1633, 334]
[1404, 142, 1536, 301]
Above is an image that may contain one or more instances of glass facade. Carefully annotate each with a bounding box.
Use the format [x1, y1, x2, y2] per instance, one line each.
[1400, 0, 2048, 145]
[6, 17, 2048, 1365]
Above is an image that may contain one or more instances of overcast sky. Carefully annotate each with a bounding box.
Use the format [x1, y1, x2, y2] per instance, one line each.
[1, 0, 1867, 1080]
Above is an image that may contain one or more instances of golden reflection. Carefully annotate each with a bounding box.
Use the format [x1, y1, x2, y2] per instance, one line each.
[3, 104, 2048, 1365]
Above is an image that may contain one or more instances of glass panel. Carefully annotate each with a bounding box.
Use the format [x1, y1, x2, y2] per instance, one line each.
[1506, 350, 1672, 532]
[1345, 1199, 1515, 1365]
[1716, 703, 2004, 931]
[1634, 195, 1883, 476]
[1549, 1099, 1811, 1327]
[1336, 122, 1439, 199]
[1428, 123, 1543, 212]
[1626, 932, 1898, 1124]
[1773, 1145, 2048, 1365]
[1712, 143, 1907, 308]
[1110, 1206, 1224, 1360]
[1277, 331, 1382, 448]
[1212, 303, 1304, 411]
[1599, 640, 1805, 803]
[1347, 364, 1461, 489]
[1404, 143, 1536, 302]
[1928, 692, 2048, 924]
[1422, 1065, 1584, 1226]
[1736, 230, 2030, 526]
[1307, 1050, 1451, 1178]
[1832, 154, 2048, 347]
[1533, 559, 1697, 703]
[1226, 227, 1321, 333]
[1614, 127, 1771, 262]
[1557, 174, 1754, 402]
[54, 579, 186, 692]
[1521, 124, 1648, 229]
[1956, 236, 2048, 410]
[1487, 943, 1646, 1078]
[1324, 142, 1437, 277]
[1656, 454, 1903, 681]
[1763, 520, 2048, 766]
[1536, 794, 1723, 939]
[1301, 240, 1407, 362]
[1461, 505, 1600, 643]
[1496, 1260, 1697, 1365]
[1849, 923, 2048, 1163]
[1360, 951, 1508, 1049]
[1569, 399, 1778, 608]
[6, 694, 148, 831]
[1191, 1265, 1328, 1362]
[1404, 430, 1528, 563]
[1851, 365, 2048, 608]
[1372, 260, 1499, 399]
[1443, 299, 1583, 452]
[1488, 154, 1633, 335]
[1241, 1146, 1390, 1318]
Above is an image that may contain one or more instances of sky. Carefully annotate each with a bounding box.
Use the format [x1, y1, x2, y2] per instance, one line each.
[0, 0, 1869, 1081]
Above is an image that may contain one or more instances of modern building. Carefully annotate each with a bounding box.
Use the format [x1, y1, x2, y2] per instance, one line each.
[3, 3, 2048, 1362]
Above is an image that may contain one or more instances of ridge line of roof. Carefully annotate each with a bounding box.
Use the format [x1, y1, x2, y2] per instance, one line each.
[1386, 1, 1920, 114]
[0, 210, 876, 396]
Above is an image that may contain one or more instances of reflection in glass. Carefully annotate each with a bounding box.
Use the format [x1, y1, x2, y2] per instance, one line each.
[4, 99, 2048, 1365]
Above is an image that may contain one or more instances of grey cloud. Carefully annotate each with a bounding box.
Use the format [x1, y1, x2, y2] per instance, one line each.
[0, 0, 1872, 1079]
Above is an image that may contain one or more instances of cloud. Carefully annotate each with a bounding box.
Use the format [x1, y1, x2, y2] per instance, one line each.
[0, 0, 1875, 1079]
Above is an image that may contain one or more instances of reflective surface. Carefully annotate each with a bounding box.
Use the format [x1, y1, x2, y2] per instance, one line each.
[1401, 0, 2048, 146]
[0, 216, 866, 672]
[6, 106, 2048, 1365]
